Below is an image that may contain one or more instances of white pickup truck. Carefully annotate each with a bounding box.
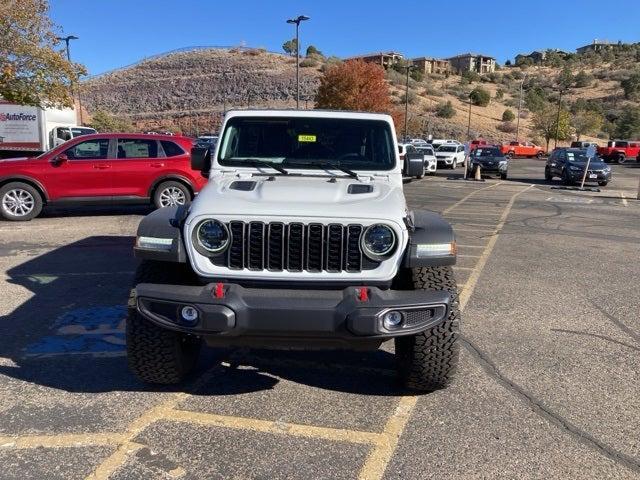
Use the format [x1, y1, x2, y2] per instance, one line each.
[128, 109, 460, 391]
[0, 102, 95, 157]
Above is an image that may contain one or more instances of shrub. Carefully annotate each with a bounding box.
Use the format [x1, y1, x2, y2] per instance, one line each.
[574, 70, 593, 88]
[502, 109, 515, 121]
[436, 101, 456, 118]
[299, 57, 319, 68]
[410, 69, 425, 82]
[469, 86, 491, 106]
[399, 90, 418, 105]
[498, 121, 517, 133]
[495, 88, 505, 99]
[461, 70, 480, 84]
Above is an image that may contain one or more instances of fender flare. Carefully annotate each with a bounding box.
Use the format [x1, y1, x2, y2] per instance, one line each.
[402, 210, 456, 268]
[134, 205, 189, 263]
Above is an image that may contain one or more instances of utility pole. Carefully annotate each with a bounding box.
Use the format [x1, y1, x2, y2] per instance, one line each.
[554, 89, 563, 149]
[56, 35, 83, 124]
[467, 95, 472, 139]
[403, 65, 416, 141]
[286, 15, 310, 109]
[515, 72, 528, 142]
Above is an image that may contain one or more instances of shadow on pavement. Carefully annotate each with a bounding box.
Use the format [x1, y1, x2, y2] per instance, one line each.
[0, 236, 403, 396]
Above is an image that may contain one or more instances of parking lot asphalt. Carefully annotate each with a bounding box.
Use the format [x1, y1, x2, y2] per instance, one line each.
[0, 159, 638, 479]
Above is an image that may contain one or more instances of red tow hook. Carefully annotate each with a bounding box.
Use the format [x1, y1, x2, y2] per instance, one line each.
[357, 287, 369, 302]
[213, 282, 225, 299]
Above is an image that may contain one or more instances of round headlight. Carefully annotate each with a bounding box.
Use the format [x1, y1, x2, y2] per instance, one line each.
[361, 224, 396, 260]
[196, 220, 230, 254]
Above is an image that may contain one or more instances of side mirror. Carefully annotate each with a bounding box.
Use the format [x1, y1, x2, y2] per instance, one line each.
[191, 146, 211, 174]
[51, 153, 68, 165]
[404, 152, 424, 178]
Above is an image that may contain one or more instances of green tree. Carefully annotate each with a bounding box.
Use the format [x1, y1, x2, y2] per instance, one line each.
[620, 72, 640, 99]
[469, 86, 490, 107]
[574, 70, 592, 88]
[282, 38, 298, 56]
[0, 0, 86, 107]
[502, 109, 515, 121]
[525, 88, 547, 112]
[461, 70, 480, 84]
[436, 101, 456, 118]
[410, 69, 424, 82]
[88, 110, 134, 133]
[614, 106, 640, 139]
[532, 104, 572, 151]
[557, 66, 574, 91]
[571, 110, 603, 140]
[305, 45, 323, 57]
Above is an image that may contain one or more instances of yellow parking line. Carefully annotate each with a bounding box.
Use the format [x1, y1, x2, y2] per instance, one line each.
[357, 183, 534, 480]
[168, 409, 381, 445]
[0, 432, 126, 449]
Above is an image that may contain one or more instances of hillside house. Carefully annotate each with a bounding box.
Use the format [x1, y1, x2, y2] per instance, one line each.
[345, 51, 404, 69]
[576, 40, 624, 54]
[411, 57, 451, 75]
[447, 53, 496, 74]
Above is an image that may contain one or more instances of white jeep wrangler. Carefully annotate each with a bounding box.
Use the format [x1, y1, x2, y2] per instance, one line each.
[128, 110, 460, 391]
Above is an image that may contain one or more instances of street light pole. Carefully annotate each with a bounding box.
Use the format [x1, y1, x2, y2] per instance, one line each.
[286, 15, 310, 109]
[403, 65, 416, 141]
[467, 95, 472, 139]
[554, 89, 563, 150]
[56, 35, 83, 125]
[515, 72, 528, 142]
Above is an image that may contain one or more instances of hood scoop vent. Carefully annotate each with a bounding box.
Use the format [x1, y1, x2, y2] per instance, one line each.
[229, 180, 257, 191]
[347, 184, 373, 194]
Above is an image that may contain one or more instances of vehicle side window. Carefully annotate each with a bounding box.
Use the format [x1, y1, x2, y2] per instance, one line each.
[64, 139, 110, 160]
[117, 139, 158, 159]
[161, 140, 185, 157]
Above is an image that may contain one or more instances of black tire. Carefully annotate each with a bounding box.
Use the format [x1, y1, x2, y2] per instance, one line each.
[544, 167, 553, 181]
[450, 160, 456, 170]
[126, 260, 202, 384]
[153, 181, 192, 209]
[616, 154, 626, 165]
[500, 173, 508, 180]
[598, 181, 608, 187]
[562, 169, 573, 186]
[536, 151, 544, 159]
[0, 182, 43, 221]
[507, 151, 515, 159]
[394, 266, 460, 392]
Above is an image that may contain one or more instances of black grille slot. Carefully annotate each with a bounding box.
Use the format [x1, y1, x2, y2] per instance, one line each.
[306, 223, 324, 272]
[267, 223, 285, 271]
[345, 225, 363, 272]
[247, 222, 265, 270]
[287, 223, 304, 271]
[326, 224, 344, 272]
[208, 221, 379, 273]
[228, 221, 245, 269]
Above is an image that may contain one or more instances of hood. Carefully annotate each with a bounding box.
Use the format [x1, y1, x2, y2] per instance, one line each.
[436, 151, 456, 157]
[188, 173, 407, 222]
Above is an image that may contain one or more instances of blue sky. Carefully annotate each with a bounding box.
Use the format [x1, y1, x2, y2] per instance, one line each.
[49, 0, 640, 75]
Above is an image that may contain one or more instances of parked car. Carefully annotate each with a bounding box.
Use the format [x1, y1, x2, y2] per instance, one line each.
[596, 140, 640, 164]
[128, 109, 460, 391]
[470, 139, 489, 151]
[409, 138, 429, 146]
[435, 143, 465, 169]
[430, 139, 460, 150]
[398, 143, 425, 178]
[415, 145, 437, 175]
[500, 141, 545, 158]
[570, 141, 598, 149]
[545, 148, 611, 186]
[195, 135, 218, 150]
[467, 146, 508, 179]
[0, 133, 207, 221]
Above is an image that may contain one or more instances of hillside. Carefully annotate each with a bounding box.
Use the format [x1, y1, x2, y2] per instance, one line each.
[81, 46, 640, 144]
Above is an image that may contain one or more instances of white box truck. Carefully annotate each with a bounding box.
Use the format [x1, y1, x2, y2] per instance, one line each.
[0, 101, 96, 157]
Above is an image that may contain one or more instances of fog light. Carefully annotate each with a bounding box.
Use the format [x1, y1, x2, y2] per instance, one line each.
[383, 310, 404, 329]
[180, 306, 199, 324]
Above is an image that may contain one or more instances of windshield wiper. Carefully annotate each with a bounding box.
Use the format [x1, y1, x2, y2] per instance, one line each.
[242, 159, 289, 175]
[285, 160, 359, 179]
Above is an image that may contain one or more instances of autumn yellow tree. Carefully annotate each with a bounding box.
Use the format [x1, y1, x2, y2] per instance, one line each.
[0, 0, 85, 107]
[315, 59, 402, 127]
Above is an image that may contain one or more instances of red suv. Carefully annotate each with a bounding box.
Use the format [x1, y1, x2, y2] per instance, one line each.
[0, 133, 207, 221]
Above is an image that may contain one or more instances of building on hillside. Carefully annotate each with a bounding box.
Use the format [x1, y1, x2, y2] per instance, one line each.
[514, 49, 571, 64]
[411, 57, 451, 75]
[344, 51, 404, 69]
[576, 39, 624, 54]
[447, 53, 496, 74]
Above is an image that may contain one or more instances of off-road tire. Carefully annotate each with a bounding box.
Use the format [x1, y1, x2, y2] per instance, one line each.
[616, 154, 626, 165]
[394, 266, 460, 392]
[0, 182, 43, 221]
[127, 260, 202, 384]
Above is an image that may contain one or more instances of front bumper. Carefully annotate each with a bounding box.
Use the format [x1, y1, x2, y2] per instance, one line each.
[135, 282, 450, 344]
[567, 170, 611, 182]
[468, 162, 506, 174]
[436, 157, 454, 165]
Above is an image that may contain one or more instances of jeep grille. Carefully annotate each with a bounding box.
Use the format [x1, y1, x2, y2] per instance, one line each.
[211, 221, 378, 273]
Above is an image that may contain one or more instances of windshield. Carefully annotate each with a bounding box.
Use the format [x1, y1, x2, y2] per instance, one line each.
[437, 146, 456, 153]
[71, 128, 96, 137]
[417, 147, 434, 155]
[566, 150, 590, 162]
[218, 116, 395, 171]
[473, 148, 502, 157]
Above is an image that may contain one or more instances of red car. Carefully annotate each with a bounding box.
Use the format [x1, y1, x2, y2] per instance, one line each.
[0, 133, 207, 221]
[499, 141, 545, 158]
[596, 140, 640, 164]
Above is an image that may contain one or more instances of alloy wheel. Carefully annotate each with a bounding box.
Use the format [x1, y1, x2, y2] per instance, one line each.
[2, 188, 35, 217]
[158, 186, 186, 207]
